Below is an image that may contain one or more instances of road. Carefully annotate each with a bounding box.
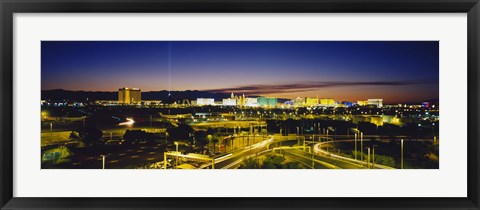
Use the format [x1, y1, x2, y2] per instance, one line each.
[214, 137, 274, 169]
[314, 140, 395, 169]
[214, 136, 367, 169]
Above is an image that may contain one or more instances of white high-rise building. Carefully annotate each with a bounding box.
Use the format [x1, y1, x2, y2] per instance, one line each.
[223, 98, 237, 106]
[196, 98, 215, 106]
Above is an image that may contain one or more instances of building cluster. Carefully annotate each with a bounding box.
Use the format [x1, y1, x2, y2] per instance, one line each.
[113, 88, 383, 108]
[197, 93, 277, 107]
[196, 92, 383, 108]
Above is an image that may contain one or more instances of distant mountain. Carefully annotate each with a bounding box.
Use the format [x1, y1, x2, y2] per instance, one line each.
[41, 89, 232, 101]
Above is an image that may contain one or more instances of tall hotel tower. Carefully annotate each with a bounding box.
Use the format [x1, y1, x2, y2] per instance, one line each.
[118, 87, 141, 104]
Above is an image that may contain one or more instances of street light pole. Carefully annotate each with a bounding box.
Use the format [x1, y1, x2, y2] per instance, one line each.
[174, 142, 179, 168]
[312, 147, 315, 169]
[303, 136, 306, 152]
[318, 123, 321, 135]
[360, 132, 363, 162]
[101, 155, 105, 169]
[401, 139, 404, 169]
[372, 145, 378, 169]
[296, 127, 300, 145]
[354, 133, 357, 160]
[50, 122, 53, 141]
[366, 147, 370, 169]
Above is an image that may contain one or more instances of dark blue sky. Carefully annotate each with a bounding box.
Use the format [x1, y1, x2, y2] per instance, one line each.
[41, 41, 438, 103]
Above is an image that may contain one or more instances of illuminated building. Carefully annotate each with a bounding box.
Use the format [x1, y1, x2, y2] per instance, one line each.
[319, 98, 335, 107]
[223, 92, 237, 106]
[245, 98, 258, 107]
[342, 101, 354, 107]
[382, 115, 402, 126]
[257, 97, 278, 107]
[196, 98, 215, 106]
[370, 116, 383, 126]
[357, 100, 368, 106]
[236, 94, 246, 107]
[118, 87, 141, 104]
[222, 98, 237, 106]
[422, 102, 430, 108]
[367, 99, 383, 107]
[352, 115, 384, 126]
[305, 97, 319, 107]
[294, 97, 304, 106]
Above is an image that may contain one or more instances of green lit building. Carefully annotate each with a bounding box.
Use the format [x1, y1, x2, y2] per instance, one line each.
[257, 97, 278, 107]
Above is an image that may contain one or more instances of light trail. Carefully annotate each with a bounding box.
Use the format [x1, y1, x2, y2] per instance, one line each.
[118, 118, 135, 126]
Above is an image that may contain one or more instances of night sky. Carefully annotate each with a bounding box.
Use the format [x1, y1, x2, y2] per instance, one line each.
[41, 41, 439, 104]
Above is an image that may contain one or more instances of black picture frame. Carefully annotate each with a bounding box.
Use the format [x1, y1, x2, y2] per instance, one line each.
[1, 0, 479, 209]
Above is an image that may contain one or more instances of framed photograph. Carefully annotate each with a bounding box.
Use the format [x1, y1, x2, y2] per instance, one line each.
[1, 0, 479, 209]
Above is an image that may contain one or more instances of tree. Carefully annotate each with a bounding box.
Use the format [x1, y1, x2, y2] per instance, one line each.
[69, 131, 80, 141]
[283, 162, 305, 169]
[374, 155, 396, 168]
[262, 154, 285, 169]
[212, 138, 219, 154]
[76, 126, 103, 145]
[207, 134, 220, 154]
[166, 124, 194, 142]
[123, 129, 153, 143]
[239, 157, 261, 169]
[195, 131, 209, 153]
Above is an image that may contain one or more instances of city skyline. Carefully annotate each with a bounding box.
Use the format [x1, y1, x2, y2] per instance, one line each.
[41, 41, 439, 104]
